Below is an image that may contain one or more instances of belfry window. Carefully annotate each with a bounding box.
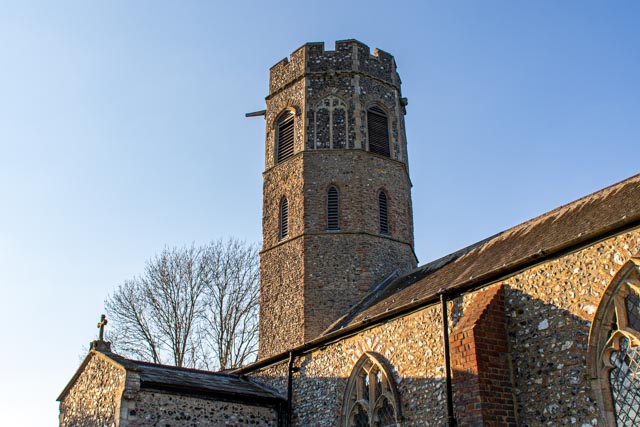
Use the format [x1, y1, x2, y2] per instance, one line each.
[341, 352, 401, 427]
[327, 186, 339, 231]
[309, 96, 348, 149]
[378, 190, 389, 235]
[276, 110, 295, 163]
[367, 106, 390, 157]
[588, 258, 640, 426]
[279, 197, 289, 240]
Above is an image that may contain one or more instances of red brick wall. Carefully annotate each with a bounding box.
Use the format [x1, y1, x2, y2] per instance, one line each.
[451, 285, 517, 426]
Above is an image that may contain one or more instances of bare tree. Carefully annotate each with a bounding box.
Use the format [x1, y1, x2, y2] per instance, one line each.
[199, 239, 260, 370]
[105, 239, 259, 370]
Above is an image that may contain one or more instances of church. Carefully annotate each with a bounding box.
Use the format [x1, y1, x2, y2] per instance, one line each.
[58, 40, 640, 426]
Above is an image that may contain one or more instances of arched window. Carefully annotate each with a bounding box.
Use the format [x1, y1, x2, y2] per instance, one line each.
[367, 106, 390, 157]
[588, 258, 640, 426]
[327, 186, 339, 231]
[378, 190, 389, 235]
[276, 110, 295, 163]
[279, 197, 289, 240]
[341, 352, 401, 427]
[309, 96, 348, 149]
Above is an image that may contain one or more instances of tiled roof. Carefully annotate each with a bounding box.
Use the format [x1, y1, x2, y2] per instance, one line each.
[59, 348, 284, 403]
[328, 173, 640, 332]
[108, 352, 283, 402]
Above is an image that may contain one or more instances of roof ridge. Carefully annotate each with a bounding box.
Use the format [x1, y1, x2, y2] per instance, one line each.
[104, 352, 241, 377]
[494, 173, 640, 237]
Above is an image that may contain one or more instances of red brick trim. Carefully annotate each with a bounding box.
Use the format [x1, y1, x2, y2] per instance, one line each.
[451, 285, 517, 426]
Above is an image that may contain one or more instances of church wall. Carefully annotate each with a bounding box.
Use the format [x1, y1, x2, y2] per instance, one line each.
[120, 390, 279, 427]
[259, 236, 305, 359]
[250, 304, 449, 426]
[260, 152, 306, 359]
[59, 353, 126, 427]
[302, 150, 413, 242]
[498, 228, 640, 425]
[301, 149, 416, 339]
[303, 233, 416, 340]
[248, 227, 640, 426]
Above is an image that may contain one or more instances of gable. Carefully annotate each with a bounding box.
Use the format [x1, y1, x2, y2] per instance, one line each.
[58, 351, 127, 427]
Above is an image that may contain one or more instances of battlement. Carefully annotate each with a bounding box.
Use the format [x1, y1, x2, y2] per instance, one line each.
[269, 39, 399, 94]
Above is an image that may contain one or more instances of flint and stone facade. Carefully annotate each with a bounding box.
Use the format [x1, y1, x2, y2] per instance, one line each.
[260, 40, 417, 358]
[59, 40, 640, 426]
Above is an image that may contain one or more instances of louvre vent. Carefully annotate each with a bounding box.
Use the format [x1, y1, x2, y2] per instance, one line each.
[327, 186, 339, 231]
[277, 111, 295, 163]
[378, 191, 389, 235]
[367, 106, 390, 157]
[279, 197, 289, 240]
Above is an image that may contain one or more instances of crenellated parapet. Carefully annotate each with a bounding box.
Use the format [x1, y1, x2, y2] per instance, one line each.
[269, 39, 399, 95]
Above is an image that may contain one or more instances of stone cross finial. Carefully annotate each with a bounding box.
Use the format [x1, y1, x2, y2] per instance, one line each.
[97, 314, 108, 341]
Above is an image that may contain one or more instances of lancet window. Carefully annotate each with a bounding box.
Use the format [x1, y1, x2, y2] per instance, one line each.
[327, 186, 339, 231]
[342, 352, 401, 427]
[279, 197, 289, 240]
[378, 190, 389, 235]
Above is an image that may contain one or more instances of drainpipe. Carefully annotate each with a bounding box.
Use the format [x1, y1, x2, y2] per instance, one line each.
[287, 351, 295, 426]
[440, 290, 457, 427]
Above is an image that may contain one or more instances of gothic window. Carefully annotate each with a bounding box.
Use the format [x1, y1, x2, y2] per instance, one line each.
[276, 110, 295, 163]
[378, 190, 389, 235]
[327, 186, 339, 231]
[310, 96, 348, 149]
[588, 258, 640, 426]
[367, 106, 390, 157]
[342, 352, 401, 427]
[279, 197, 289, 240]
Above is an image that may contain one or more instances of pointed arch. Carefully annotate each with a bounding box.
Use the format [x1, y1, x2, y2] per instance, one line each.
[588, 258, 640, 426]
[341, 352, 402, 427]
[311, 96, 348, 149]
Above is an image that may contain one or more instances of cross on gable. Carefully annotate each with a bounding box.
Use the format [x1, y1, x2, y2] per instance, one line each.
[97, 314, 108, 341]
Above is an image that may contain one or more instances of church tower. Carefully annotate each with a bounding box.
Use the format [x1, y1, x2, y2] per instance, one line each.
[259, 40, 417, 358]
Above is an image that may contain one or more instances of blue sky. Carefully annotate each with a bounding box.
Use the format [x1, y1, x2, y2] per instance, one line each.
[0, 1, 638, 425]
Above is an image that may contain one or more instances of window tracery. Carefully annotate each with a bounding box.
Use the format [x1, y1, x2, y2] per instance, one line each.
[342, 352, 401, 427]
[309, 96, 348, 149]
[589, 258, 640, 426]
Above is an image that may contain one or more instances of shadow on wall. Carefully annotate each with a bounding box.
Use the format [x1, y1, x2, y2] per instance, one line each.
[504, 287, 601, 426]
[252, 287, 606, 426]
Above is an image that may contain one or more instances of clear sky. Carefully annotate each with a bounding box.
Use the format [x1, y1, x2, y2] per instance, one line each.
[0, 1, 638, 425]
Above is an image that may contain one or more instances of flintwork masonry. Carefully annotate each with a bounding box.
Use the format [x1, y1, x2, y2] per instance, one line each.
[58, 40, 640, 427]
[260, 40, 417, 359]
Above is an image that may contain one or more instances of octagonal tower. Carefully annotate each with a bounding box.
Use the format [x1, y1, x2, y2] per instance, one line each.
[259, 40, 417, 359]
